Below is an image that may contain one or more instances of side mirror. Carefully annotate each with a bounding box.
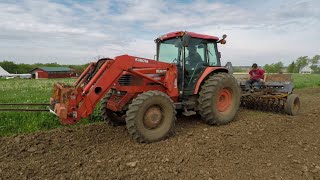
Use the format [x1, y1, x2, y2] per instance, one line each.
[218, 34, 227, 44]
[182, 33, 191, 47]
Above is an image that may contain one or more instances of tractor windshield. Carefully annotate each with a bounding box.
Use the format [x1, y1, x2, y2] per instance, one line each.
[157, 38, 182, 64]
[185, 39, 219, 67]
[157, 37, 220, 67]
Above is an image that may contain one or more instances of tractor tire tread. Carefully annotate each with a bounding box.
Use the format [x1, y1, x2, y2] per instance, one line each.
[198, 73, 240, 125]
[285, 94, 300, 116]
[100, 91, 126, 126]
[125, 91, 176, 143]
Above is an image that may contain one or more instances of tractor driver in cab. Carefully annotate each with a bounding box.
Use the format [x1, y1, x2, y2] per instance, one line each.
[245, 63, 265, 92]
[186, 44, 203, 68]
[184, 44, 204, 83]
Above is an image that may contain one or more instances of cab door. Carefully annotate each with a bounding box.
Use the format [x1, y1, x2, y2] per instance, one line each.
[183, 40, 207, 95]
[183, 40, 221, 96]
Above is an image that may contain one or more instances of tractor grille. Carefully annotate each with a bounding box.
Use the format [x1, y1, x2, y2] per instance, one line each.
[118, 74, 132, 86]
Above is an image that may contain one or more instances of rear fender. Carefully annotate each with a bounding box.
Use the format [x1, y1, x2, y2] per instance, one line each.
[193, 67, 228, 94]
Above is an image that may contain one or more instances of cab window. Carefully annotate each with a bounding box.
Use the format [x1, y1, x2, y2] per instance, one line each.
[207, 43, 218, 66]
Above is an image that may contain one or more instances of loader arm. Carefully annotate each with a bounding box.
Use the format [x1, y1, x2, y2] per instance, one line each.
[50, 55, 178, 125]
[50, 58, 123, 124]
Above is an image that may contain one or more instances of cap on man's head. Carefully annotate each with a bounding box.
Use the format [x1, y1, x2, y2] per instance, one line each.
[252, 63, 258, 69]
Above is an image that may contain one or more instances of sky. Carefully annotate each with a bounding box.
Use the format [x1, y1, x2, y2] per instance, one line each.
[0, 0, 319, 66]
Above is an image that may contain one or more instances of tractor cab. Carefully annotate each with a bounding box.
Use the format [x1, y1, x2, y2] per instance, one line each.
[155, 31, 226, 96]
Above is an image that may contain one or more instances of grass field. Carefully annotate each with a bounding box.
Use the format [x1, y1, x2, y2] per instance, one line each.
[291, 74, 320, 89]
[0, 78, 101, 137]
[0, 73, 319, 137]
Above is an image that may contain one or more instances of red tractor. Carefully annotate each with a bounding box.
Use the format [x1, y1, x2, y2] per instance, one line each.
[50, 31, 240, 143]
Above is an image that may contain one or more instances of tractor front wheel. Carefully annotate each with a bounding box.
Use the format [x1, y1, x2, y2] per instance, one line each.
[198, 73, 240, 125]
[125, 91, 176, 143]
[100, 91, 126, 126]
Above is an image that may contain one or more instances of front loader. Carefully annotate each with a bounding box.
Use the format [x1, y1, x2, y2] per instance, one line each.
[50, 31, 241, 143]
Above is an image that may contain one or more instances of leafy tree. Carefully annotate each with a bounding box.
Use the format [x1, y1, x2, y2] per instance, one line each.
[264, 61, 284, 73]
[294, 56, 309, 73]
[310, 55, 320, 73]
[0, 61, 91, 74]
[264, 64, 270, 72]
[0, 61, 19, 73]
[310, 55, 320, 65]
[233, 67, 246, 73]
[287, 61, 295, 73]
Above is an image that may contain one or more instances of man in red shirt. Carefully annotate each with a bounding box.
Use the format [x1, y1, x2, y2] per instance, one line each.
[245, 63, 265, 91]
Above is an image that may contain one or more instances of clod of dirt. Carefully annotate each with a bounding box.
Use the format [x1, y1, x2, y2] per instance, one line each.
[175, 156, 184, 165]
[14, 137, 21, 143]
[267, 163, 272, 167]
[126, 161, 138, 167]
[187, 132, 193, 137]
[26, 147, 37, 152]
[162, 158, 169, 163]
[287, 154, 293, 158]
[214, 149, 220, 157]
[197, 139, 206, 145]
[311, 166, 320, 173]
[301, 165, 308, 172]
[292, 159, 301, 164]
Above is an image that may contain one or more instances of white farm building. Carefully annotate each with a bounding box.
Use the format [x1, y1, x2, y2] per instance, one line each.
[299, 65, 313, 74]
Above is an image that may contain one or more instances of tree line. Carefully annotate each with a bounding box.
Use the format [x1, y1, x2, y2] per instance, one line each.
[263, 55, 320, 73]
[2, 55, 320, 75]
[0, 61, 89, 75]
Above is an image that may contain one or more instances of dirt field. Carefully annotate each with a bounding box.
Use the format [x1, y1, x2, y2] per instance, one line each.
[1, 88, 320, 180]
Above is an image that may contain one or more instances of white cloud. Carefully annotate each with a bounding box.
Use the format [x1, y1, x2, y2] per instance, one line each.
[0, 0, 319, 66]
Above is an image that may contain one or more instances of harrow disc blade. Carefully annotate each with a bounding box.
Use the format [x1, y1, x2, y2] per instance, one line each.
[241, 95, 286, 113]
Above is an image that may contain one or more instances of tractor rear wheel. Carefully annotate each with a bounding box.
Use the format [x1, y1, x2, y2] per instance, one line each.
[285, 94, 300, 116]
[100, 91, 126, 126]
[125, 91, 176, 143]
[198, 73, 240, 125]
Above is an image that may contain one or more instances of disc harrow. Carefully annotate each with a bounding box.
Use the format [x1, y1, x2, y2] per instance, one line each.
[234, 73, 301, 116]
[240, 94, 288, 113]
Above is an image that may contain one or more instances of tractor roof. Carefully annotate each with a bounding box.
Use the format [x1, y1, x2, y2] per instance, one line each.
[158, 31, 220, 41]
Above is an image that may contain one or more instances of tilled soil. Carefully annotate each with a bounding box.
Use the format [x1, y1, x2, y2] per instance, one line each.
[1, 88, 320, 180]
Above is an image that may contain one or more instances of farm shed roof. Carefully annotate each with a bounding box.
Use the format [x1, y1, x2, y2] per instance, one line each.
[0, 66, 10, 76]
[30, 67, 74, 72]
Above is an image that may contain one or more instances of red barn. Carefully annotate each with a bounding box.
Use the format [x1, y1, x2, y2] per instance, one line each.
[30, 67, 76, 79]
